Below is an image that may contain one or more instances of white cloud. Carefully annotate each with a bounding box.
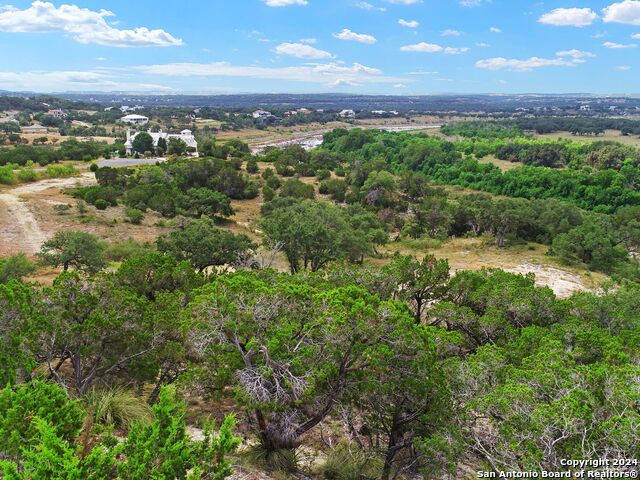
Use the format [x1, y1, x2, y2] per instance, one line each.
[489, 27, 502, 33]
[476, 42, 491, 47]
[556, 49, 595, 58]
[0, 69, 175, 92]
[394, 83, 407, 88]
[633, 33, 640, 38]
[299, 38, 317, 44]
[398, 19, 419, 27]
[617, 65, 632, 70]
[444, 47, 470, 54]
[441, 29, 462, 36]
[131, 61, 406, 87]
[603, 41, 637, 48]
[333, 28, 377, 44]
[538, 8, 598, 27]
[400, 42, 442, 52]
[475, 55, 586, 71]
[0, 1, 183, 47]
[400, 42, 469, 54]
[355, 1, 386, 11]
[263, 0, 308, 6]
[603, 1, 640, 25]
[460, 0, 490, 6]
[385, 0, 422, 4]
[356, 2, 386, 11]
[274, 42, 334, 58]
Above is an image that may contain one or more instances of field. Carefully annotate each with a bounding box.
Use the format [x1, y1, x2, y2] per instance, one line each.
[536, 129, 640, 146]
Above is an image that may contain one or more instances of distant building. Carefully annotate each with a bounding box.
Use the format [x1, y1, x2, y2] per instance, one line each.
[47, 109, 67, 118]
[283, 110, 298, 117]
[121, 114, 149, 125]
[252, 109, 272, 119]
[297, 108, 311, 114]
[580, 105, 591, 111]
[125, 129, 198, 156]
[21, 125, 48, 134]
[339, 109, 356, 118]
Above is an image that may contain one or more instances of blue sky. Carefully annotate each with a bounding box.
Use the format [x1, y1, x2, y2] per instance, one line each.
[0, 0, 639, 94]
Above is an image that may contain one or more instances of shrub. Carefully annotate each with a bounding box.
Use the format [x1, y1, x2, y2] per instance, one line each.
[45, 164, 77, 179]
[89, 163, 99, 172]
[0, 381, 84, 460]
[125, 207, 145, 225]
[317, 168, 331, 181]
[94, 199, 108, 210]
[263, 185, 275, 202]
[16, 168, 38, 183]
[246, 159, 259, 173]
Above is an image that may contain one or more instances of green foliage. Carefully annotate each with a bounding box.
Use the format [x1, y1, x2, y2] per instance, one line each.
[118, 386, 239, 480]
[124, 207, 145, 225]
[0, 384, 239, 480]
[0, 254, 36, 283]
[82, 387, 152, 432]
[38, 231, 106, 274]
[94, 198, 109, 210]
[261, 199, 386, 272]
[0, 381, 84, 460]
[132, 132, 154, 154]
[157, 218, 255, 272]
[279, 178, 315, 199]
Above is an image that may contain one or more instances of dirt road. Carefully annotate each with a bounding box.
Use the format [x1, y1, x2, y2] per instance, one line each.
[0, 174, 95, 256]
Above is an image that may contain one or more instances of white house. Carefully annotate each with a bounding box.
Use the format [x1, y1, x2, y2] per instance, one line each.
[252, 109, 272, 119]
[121, 114, 149, 125]
[125, 129, 198, 156]
[47, 109, 67, 118]
[339, 109, 356, 118]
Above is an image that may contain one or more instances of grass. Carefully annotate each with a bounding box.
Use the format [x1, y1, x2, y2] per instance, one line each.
[82, 387, 152, 432]
[317, 443, 384, 480]
[536, 129, 640, 146]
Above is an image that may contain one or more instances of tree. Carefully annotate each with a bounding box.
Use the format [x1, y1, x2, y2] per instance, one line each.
[38, 231, 106, 274]
[156, 136, 167, 156]
[32, 273, 158, 395]
[157, 218, 255, 272]
[132, 132, 154, 155]
[179, 188, 234, 218]
[0, 254, 36, 283]
[186, 271, 422, 457]
[167, 137, 187, 156]
[261, 200, 385, 273]
[385, 254, 450, 322]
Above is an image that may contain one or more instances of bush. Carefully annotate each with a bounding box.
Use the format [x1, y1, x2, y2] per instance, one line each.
[317, 168, 331, 181]
[94, 199, 109, 210]
[320, 443, 383, 480]
[263, 185, 275, 202]
[16, 168, 38, 183]
[0, 381, 84, 460]
[45, 164, 78, 179]
[246, 159, 259, 173]
[89, 163, 99, 172]
[125, 207, 145, 225]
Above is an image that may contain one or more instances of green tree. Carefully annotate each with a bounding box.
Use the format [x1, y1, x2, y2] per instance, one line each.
[178, 188, 234, 218]
[261, 200, 385, 273]
[0, 254, 36, 283]
[167, 137, 187, 156]
[132, 132, 154, 155]
[385, 254, 450, 322]
[38, 231, 106, 274]
[187, 272, 421, 456]
[156, 136, 167, 156]
[157, 218, 255, 272]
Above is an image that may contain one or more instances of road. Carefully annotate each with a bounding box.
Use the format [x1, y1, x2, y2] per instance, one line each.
[0, 174, 96, 256]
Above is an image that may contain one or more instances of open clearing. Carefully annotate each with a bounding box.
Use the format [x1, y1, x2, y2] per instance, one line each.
[379, 237, 606, 298]
[536, 129, 640, 146]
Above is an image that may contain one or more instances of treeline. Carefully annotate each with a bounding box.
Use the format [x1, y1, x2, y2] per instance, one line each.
[445, 117, 640, 136]
[72, 156, 258, 217]
[320, 128, 640, 213]
[1, 245, 638, 478]
[0, 139, 115, 166]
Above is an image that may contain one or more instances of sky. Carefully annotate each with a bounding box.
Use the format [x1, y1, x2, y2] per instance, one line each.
[0, 0, 639, 94]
